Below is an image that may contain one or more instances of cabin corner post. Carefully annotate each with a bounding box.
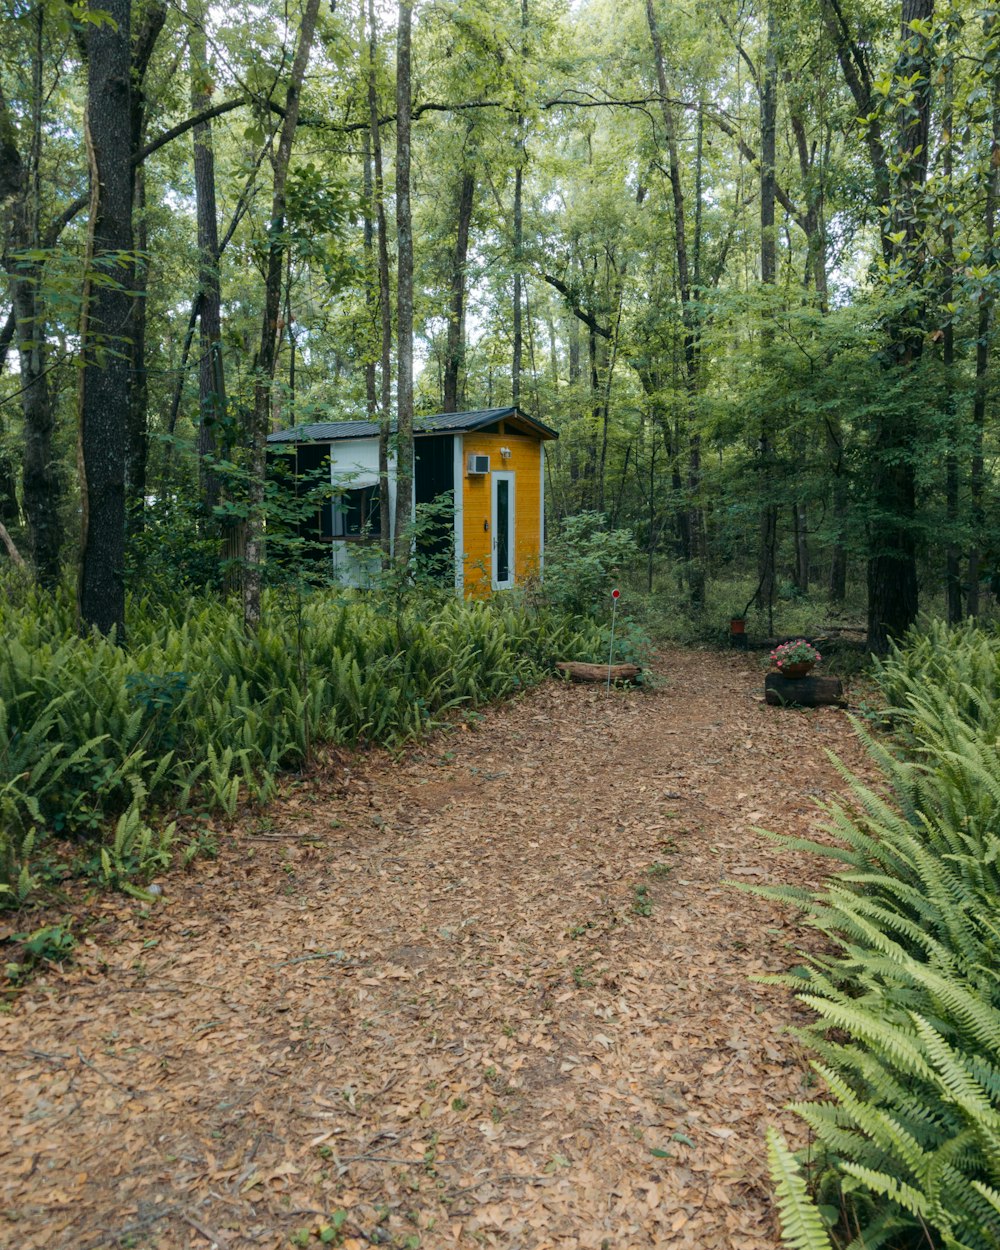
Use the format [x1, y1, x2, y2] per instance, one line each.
[539, 443, 545, 577]
[453, 434, 464, 595]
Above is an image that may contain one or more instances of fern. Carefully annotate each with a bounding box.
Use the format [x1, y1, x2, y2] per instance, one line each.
[764, 622, 1000, 1250]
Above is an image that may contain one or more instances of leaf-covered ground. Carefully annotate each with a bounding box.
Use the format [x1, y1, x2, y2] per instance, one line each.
[1, 647, 875, 1250]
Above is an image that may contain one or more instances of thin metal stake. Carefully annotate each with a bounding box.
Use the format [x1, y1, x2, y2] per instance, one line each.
[607, 590, 619, 692]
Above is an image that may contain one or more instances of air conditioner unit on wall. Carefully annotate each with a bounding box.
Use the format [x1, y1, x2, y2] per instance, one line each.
[467, 453, 490, 476]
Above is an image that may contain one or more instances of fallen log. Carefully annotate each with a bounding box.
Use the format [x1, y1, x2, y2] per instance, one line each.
[765, 672, 845, 708]
[556, 661, 641, 684]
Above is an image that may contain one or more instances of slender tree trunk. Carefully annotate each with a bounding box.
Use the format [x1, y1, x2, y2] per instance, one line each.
[243, 0, 322, 630]
[0, 432, 17, 531]
[568, 302, 580, 383]
[942, 28, 962, 624]
[793, 502, 809, 592]
[968, 20, 1000, 616]
[827, 419, 848, 601]
[363, 128, 378, 432]
[756, 2, 778, 628]
[646, 0, 704, 608]
[124, 0, 166, 532]
[1, 60, 62, 585]
[393, 0, 414, 554]
[512, 162, 523, 405]
[191, 0, 225, 515]
[78, 0, 133, 634]
[511, 0, 528, 407]
[443, 164, 474, 413]
[587, 323, 600, 500]
[127, 138, 149, 527]
[367, 0, 392, 565]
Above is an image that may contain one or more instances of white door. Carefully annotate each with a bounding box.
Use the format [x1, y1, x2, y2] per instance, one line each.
[491, 471, 515, 590]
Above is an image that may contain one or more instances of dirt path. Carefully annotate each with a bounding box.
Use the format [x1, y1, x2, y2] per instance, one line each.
[1, 648, 875, 1250]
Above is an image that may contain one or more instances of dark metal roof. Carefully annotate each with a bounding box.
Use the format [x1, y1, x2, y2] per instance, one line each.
[266, 406, 558, 444]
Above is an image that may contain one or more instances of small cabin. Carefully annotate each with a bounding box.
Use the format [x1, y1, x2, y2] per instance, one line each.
[266, 406, 558, 594]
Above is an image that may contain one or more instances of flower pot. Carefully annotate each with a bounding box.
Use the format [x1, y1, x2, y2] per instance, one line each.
[729, 617, 746, 634]
[779, 662, 813, 679]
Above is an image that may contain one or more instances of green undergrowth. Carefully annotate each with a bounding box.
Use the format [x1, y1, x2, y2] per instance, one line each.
[0, 587, 619, 908]
[756, 619, 1000, 1250]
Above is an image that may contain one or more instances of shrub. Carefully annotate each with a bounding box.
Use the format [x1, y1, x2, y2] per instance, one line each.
[536, 512, 638, 619]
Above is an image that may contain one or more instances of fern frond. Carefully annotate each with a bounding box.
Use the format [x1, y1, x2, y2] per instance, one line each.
[766, 1129, 834, 1250]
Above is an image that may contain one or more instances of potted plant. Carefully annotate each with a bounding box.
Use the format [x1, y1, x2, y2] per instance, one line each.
[770, 638, 822, 679]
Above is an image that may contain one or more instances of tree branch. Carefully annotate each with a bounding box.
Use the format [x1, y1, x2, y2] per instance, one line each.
[542, 273, 611, 339]
[42, 98, 262, 247]
[0, 519, 26, 569]
[705, 110, 808, 235]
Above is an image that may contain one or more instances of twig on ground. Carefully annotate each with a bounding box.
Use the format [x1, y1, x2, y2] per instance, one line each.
[180, 1208, 232, 1248]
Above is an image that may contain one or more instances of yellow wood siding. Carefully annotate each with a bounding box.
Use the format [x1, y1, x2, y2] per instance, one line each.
[461, 430, 542, 595]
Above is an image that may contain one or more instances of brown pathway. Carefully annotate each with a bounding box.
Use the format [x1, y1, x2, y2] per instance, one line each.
[0, 648, 875, 1250]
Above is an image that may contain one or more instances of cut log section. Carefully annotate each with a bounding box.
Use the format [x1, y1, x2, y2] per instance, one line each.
[556, 661, 641, 684]
[765, 672, 845, 708]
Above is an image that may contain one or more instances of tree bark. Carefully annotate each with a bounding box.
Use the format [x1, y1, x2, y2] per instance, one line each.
[124, 0, 166, 530]
[243, 0, 322, 630]
[512, 161, 523, 406]
[190, 0, 225, 516]
[443, 163, 474, 413]
[367, 0, 393, 565]
[941, 26, 962, 624]
[765, 672, 845, 708]
[827, 419, 848, 601]
[756, 3, 778, 628]
[78, 0, 134, 635]
[556, 661, 641, 684]
[822, 0, 931, 650]
[0, 57, 62, 585]
[968, 16, 1000, 617]
[645, 0, 705, 608]
[866, 0, 933, 653]
[393, 0, 414, 554]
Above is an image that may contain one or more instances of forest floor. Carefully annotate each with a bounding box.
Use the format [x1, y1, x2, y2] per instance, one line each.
[0, 647, 878, 1250]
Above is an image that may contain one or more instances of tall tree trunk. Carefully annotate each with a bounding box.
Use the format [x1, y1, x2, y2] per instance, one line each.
[78, 0, 134, 634]
[822, 0, 930, 649]
[512, 162, 523, 406]
[367, 0, 392, 565]
[127, 140, 149, 528]
[443, 164, 474, 413]
[124, 0, 166, 531]
[242, 0, 322, 630]
[393, 0, 414, 554]
[866, 0, 933, 652]
[968, 17, 1000, 616]
[0, 429, 17, 532]
[942, 24, 962, 624]
[827, 420, 848, 601]
[756, 2, 778, 629]
[191, 0, 225, 516]
[793, 502, 809, 592]
[511, 0, 528, 407]
[0, 51, 62, 585]
[646, 0, 704, 608]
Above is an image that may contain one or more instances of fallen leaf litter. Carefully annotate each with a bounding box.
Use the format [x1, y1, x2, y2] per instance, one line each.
[0, 647, 877, 1249]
